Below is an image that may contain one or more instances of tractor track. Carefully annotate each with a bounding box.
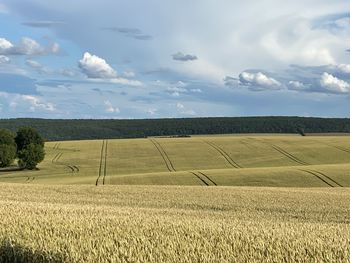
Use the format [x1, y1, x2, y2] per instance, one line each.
[190, 171, 217, 186]
[149, 139, 176, 172]
[204, 141, 241, 168]
[256, 139, 309, 166]
[330, 145, 350, 154]
[96, 140, 108, 186]
[52, 153, 63, 163]
[190, 172, 209, 186]
[198, 171, 217, 186]
[52, 152, 79, 174]
[26, 176, 35, 183]
[299, 169, 342, 187]
[53, 143, 60, 150]
[102, 140, 108, 185]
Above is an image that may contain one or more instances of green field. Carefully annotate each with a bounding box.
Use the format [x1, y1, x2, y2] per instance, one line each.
[1, 135, 350, 187]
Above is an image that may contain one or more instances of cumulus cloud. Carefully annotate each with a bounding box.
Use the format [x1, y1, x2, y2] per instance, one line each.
[79, 52, 117, 79]
[288, 81, 310, 91]
[102, 27, 153, 40]
[21, 95, 56, 112]
[0, 92, 55, 112]
[172, 52, 198, 62]
[0, 55, 10, 64]
[336, 64, 350, 74]
[78, 52, 142, 86]
[320, 72, 350, 93]
[0, 37, 60, 56]
[104, 100, 120, 113]
[239, 72, 282, 90]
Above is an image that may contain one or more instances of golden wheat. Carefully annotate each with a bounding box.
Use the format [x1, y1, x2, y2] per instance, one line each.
[0, 184, 349, 262]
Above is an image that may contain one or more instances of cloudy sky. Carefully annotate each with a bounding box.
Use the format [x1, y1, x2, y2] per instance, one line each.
[0, 0, 350, 119]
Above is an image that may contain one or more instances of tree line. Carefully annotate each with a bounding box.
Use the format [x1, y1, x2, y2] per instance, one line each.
[0, 127, 45, 170]
[0, 117, 350, 141]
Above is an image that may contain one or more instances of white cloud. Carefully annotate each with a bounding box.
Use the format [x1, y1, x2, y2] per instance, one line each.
[0, 55, 10, 64]
[320, 72, 350, 93]
[0, 37, 60, 56]
[21, 95, 56, 112]
[109, 78, 142, 86]
[122, 71, 135, 78]
[79, 52, 117, 79]
[240, 72, 282, 90]
[79, 52, 142, 86]
[0, 38, 14, 53]
[337, 64, 350, 74]
[25, 59, 42, 69]
[288, 81, 309, 91]
[0, 92, 56, 112]
[104, 100, 120, 113]
[176, 102, 196, 116]
[176, 102, 185, 109]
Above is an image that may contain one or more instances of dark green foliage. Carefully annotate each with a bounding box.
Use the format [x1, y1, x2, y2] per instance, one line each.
[0, 129, 16, 168]
[15, 127, 44, 152]
[0, 117, 350, 141]
[15, 127, 45, 170]
[17, 144, 45, 170]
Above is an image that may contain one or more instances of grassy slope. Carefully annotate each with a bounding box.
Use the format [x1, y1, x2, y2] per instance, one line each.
[1, 135, 350, 186]
[0, 184, 349, 262]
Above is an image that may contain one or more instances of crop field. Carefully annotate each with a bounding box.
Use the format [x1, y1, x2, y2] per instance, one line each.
[1, 135, 350, 262]
[1, 135, 350, 187]
[0, 184, 350, 262]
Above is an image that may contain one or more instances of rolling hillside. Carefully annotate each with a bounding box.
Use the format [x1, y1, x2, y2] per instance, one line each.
[1, 135, 350, 187]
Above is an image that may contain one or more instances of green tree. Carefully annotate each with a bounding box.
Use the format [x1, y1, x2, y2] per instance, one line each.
[15, 127, 45, 170]
[0, 129, 17, 167]
[15, 127, 44, 152]
[17, 144, 45, 170]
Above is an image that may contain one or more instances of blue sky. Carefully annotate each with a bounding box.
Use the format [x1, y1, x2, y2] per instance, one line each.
[0, 0, 350, 119]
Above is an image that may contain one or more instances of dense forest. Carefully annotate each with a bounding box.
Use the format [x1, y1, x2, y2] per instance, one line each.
[0, 117, 349, 141]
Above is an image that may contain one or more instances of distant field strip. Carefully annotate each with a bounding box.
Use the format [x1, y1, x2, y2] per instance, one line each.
[149, 139, 176, 172]
[204, 141, 241, 168]
[3, 135, 350, 186]
[96, 140, 108, 186]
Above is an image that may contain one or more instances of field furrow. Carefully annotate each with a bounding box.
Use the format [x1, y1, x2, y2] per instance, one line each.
[149, 139, 176, 172]
[204, 140, 241, 168]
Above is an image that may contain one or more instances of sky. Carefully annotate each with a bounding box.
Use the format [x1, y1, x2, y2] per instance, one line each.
[0, 0, 350, 119]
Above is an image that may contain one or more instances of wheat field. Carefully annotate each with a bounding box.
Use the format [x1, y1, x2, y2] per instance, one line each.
[1, 135, 350, 187]
[1, 135, 350, 262]
[0, 184, 349, 262]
